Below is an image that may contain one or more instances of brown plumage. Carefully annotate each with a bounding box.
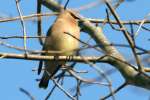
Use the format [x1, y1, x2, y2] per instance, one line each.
[38, 10, 80, 89]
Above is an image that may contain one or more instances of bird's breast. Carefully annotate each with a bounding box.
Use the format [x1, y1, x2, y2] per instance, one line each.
[45, 19, 80, 55]
[51, 32, 79, 55]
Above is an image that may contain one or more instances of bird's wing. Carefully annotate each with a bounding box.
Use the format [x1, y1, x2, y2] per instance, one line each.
[38, 27, 52, 75]
[37, 45, 45, 75]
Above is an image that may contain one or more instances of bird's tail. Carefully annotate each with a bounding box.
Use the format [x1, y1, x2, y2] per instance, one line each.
[39, 61, 62, 89]
[39, 72, 49, 89]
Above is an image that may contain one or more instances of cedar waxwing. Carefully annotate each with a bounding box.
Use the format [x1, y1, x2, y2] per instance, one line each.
[38, 10, 80, 89]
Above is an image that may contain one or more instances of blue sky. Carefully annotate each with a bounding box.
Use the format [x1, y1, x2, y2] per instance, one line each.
[0, 0, 150, 100]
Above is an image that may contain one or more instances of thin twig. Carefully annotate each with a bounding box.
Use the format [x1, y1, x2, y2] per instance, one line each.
[74, 0, 101, 11]
[70, 68, 116, 92]
[15, 0, 27, 54]
[134, 13, 150, 37]
[64, 0, 70, 9]
[0, 35, 46, 39]
[81, 55, 115, 100]
[0, 12, 58, 23]
[1, 13, 150, 32]
[52, 79, 76, 100]
[74, 80, 81, 100]
[106, 9, 123, 31]
[19, 88, 35, 100]
[100, 82, 127, 100]
[45, 85, 56, 100]
[68, 69, 109, 86]
[101, 0, 124, 27]
[104, 0, 143, 72]
[0, 36, 149, 55]
[45, 78, 62, 100]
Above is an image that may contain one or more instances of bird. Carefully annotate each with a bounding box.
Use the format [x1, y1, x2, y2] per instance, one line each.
[38, 10, 80, 89]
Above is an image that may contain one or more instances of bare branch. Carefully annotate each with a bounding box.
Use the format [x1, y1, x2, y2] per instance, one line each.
[15, 0, 27, 54]
[52, 79, 76, 100]
[19, 88, 35, 100]
[104, 0, 143, 72]
[0, 12, 58, 23]
[0, 52, 109, 62]
[100, 82, 127, 100]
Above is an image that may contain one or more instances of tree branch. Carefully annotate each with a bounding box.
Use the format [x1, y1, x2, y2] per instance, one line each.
[38, 0, 150, 90]
[0, 52, 109, 62]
